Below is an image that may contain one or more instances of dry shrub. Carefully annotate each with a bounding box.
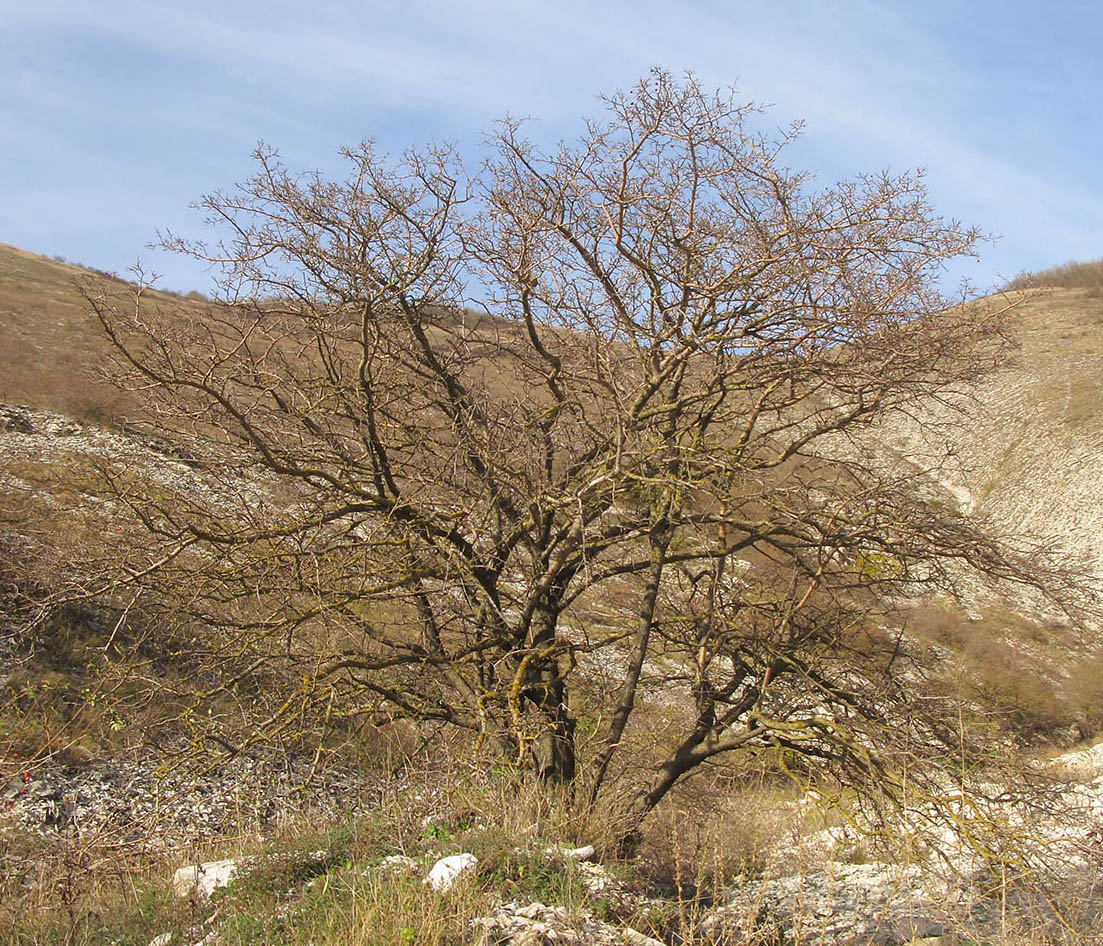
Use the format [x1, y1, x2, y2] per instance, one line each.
[904, 602, 1078, 740]
[1063, 650, 1103, 738]
[0, 551, 193, 767]
[634, 758, 805, 895]
[0, 819, 199, 946]
[1008, 258, 1103, 298]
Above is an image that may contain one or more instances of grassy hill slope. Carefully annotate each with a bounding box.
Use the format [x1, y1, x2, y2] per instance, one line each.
[0, 242, 213, 423]
[1, 243, 118, 420]
[3, 240, 1099, 580]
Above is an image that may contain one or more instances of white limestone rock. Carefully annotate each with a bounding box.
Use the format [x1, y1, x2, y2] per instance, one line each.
[1049, 740, 1103, 780]
[543, 843, 596, 862]
[700, 862, 951, 945]
[172, 858, 242, 900]
[474, 901, 664, 946]
[377, 854, 420, 875]
[426, 852, 478, 891]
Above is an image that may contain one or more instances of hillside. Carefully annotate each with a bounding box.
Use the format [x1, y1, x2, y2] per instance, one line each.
[3, 243, 1103, 945]
[882, 287, 1103, 588]
[0, 242, 198, 422]
[946, 288, 1103, 575]
[3, 240, 1099, 583]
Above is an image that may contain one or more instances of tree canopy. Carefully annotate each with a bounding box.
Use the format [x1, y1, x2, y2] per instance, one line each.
[80, 71, 1076, 839]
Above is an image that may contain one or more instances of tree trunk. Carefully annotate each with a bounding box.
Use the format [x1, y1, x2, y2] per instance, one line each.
[528, 591, 577, 784]
[588, 521, 673, 803]
[532, 697, 576, 784]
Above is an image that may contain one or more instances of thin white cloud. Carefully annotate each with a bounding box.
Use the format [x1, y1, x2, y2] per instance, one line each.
[3, 0, 1099, 288]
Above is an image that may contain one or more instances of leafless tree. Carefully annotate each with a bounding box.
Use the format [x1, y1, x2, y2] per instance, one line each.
[79, 70, 1080, 840]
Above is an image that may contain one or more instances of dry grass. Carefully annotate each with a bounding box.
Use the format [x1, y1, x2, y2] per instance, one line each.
[6, 756, 1098, 945]
[0, 241, 213, 424]
[903, 602, 1099, 741]
[0, 758, 658, 946]
[1009, 258, 1103, 297]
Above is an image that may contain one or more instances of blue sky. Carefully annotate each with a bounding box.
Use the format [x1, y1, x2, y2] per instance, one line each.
[2, 0, 1099, 294]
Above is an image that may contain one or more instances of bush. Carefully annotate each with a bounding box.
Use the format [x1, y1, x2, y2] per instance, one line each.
[1008, 258, 1103, 297]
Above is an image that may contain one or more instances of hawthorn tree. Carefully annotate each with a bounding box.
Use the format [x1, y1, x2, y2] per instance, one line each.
[81, 71, 1074, 837]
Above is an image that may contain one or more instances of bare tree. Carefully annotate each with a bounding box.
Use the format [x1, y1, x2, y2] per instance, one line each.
[78, 70, 1078, 840]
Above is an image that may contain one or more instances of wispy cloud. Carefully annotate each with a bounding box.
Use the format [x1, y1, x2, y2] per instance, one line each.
[3, 0, 1099, 289]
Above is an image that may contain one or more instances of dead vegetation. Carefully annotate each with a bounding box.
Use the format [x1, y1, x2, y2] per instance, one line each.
[60, 72, 1098, 860]
[0, 242, 212, 426]
[2, 77, 1103, 945]
[1009, 258, 1103, 297]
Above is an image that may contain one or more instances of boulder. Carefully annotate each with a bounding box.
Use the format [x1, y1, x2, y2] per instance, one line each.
[172, 848, 331, 902]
